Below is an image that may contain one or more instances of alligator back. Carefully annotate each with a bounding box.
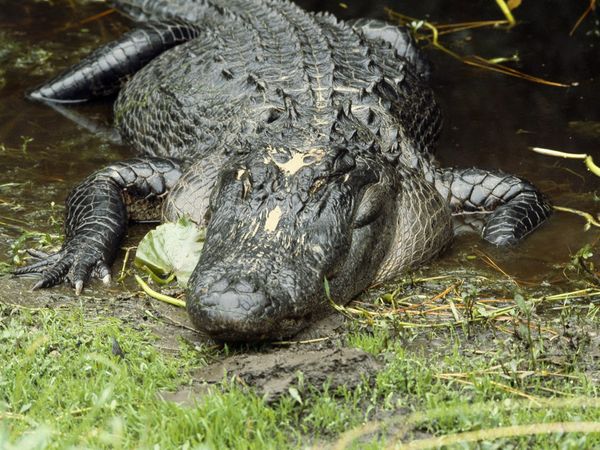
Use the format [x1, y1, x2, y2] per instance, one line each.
[113, 0, 441, 166]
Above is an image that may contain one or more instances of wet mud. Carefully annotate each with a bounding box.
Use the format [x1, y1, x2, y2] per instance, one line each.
[193, 346, 382, 402]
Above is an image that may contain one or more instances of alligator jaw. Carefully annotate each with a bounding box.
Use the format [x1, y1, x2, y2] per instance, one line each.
[186, 277, 314, 342]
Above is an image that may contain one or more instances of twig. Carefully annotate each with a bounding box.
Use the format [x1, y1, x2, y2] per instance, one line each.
[332, 397, 600, 450]
[117, 246, 136, 282]
[474, 250, 521, 286]
[157, 311, 198, 333]
[421, 22, 567, 88]
[57, 8, 117, 32]
[488, 380, 541, 405]
[384, 8, 569, 88]
[570, 0, 597, 36]
[531, 147, 600, 177]
[339, 284, 600, 331]
[553, 206, 600, 230]
[273, 337, 331, 345]
[494, 0, 517, 27]
[398, 422, 600, 449]
[430, 284, 456, 302]
[134, 275, 186, 308]
[544, 288, 599, 301]
[79, 8, 117, 25]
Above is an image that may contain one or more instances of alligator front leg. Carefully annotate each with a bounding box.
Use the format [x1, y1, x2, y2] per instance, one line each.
[28, 20, 199, 103]
[13, 158, 182, 293]
[431, 168, 552, 245]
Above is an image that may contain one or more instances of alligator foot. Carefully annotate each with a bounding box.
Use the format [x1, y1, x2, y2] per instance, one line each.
[433, 167, 552, 245]
[14, 246, 112, 294]
[14, 158, 183, 294]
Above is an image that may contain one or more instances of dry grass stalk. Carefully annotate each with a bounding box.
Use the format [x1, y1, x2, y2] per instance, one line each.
[384, 8, 569, 87]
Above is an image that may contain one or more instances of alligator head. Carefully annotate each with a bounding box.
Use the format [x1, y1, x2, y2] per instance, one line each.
[186, 142, 399, 341]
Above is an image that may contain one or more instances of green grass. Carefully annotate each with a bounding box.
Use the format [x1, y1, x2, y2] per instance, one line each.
[339, 305, 600, 448]
[0, 304, 287, 449]
[0, 303, 369, 449]
[1, 293, 598, 449]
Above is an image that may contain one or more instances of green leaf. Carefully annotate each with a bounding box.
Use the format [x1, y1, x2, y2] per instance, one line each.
[476, 305, 492, 318]
[323, 276, 331, 301]
[513, 293, 531, 315]
[288, 387, 302, 405]
[135, 217, 205, 287]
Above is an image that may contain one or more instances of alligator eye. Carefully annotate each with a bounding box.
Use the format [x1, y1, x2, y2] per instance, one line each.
[353, 183, 387, 229]
[333, 151, 355, 175]
[204, 208, 213, 224]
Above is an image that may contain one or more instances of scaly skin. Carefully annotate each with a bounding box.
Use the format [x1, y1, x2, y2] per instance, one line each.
[16, 0, 552, 341]
[429, 167, 552, 245]
[28, 20, 201, 103]
[14, 158, 182, 293]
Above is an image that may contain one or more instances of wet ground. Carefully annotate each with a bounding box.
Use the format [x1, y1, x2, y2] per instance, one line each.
[0, 1, 599, 390]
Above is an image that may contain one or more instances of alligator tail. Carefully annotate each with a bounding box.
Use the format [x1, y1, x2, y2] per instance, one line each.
[110, 0, 211, 22]
[28, 20, 201, 103]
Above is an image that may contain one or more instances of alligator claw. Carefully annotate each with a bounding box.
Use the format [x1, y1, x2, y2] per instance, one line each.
[26, 248, 52, 259]
[13, 246, 112, 294]
[31, 278, 47, 291]
[13, 252, 61, 276]
[94, 262, 112, 284]
[18, 252, 72, 291]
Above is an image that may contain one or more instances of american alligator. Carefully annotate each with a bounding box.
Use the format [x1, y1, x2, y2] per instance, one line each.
[16, 0, 552, 341]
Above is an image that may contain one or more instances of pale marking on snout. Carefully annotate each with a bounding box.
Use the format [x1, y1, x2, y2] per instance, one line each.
[334, 86, 361, 94]
[265, 206, 283, 232]
[265, 146, 326, 176]
[236, 168, 251, 198]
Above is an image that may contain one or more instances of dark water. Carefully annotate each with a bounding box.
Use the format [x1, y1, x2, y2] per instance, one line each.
[0, 0, 598, 295]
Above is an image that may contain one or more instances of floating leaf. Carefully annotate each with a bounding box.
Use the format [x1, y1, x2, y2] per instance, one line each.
[135, 217, 205, 287]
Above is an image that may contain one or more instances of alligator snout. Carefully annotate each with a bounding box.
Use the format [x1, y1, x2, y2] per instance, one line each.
[187, 271, 304, 341]
[201, 277, 269, 319]
[184, 149, 385, 342]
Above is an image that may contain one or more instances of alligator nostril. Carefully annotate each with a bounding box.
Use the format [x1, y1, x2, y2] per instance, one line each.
[218, 289, 246, 310]
[208, 277, 230, 293]
[187, 274, 280, 340]
[201, 277, 267, 313]
[207, 277, 257, 294]
[234, 278, 255, 294]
